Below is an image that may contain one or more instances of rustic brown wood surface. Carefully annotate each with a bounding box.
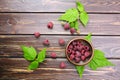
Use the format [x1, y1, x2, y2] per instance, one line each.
[0, 35, 120, 58]
[0, 0, 120, 13]
[0, 13, 120, 35]
[0, 0, 120, 80]
[0, 58, 119, 80]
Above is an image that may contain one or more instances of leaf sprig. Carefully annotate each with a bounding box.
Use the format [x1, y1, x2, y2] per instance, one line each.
[75, 33, 114, 78]
[21, 45, 46, 70]
[59, 1, 89, 32]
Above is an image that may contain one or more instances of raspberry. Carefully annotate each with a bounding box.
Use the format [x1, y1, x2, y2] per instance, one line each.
[59, 39, 65, 46]
[64, 23, 70, 30]
[59, 62, 66, 69]
[81, 56, 86, 61]
[75, 57, 81, 63]
[75, 51, 81, 57]
[71, 50, 75, 54]
[81, 50, 85, 55]
[77, 41, 81, 45]
[43, 39, 50, 46]
[50, 52, 57, 59]
[84, 51, 90, 57]
[74, 46, 77, 51]
[70, 54, 75, 60]
[47, 22, 53, 29]
[72, 41, 76, 46]
[34, 32, 40, 38]
[67, 49, 72, 54]
[78, 45, 83, 51]
[85, 46, 89, 51]
[70, 28, 76, 34]
[68, 45, 73, 49]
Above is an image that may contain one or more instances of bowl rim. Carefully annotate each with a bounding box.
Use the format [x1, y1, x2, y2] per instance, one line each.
[65, 37, 94, 66]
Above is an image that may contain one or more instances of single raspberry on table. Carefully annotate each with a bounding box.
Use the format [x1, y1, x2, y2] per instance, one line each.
[59, 38, 65, 46]
[64, 23, 70, 30]
[34, 32, 40, 38]
[47, 22, 54, 29]
[59, 62, 66, 69]
[50, 52, 57, 59]
[43, 39, 50, 46]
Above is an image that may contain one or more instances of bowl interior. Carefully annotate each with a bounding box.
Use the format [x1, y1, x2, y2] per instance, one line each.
[65, 38, 94, 66]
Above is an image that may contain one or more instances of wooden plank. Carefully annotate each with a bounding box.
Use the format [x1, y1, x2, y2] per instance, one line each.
[0, 0, 120, 13]
[0, 13, 120, 35]
[0, 35, 120, 58]
[0, 58, 119, 80]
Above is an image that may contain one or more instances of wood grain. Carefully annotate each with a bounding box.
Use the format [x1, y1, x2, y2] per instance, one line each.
[0, 58, 119, 80]
[0, 0, 119, 80]
[0, 0, 120, 13]
[0, 35, 120, 58]
[0, 13, 120, 35]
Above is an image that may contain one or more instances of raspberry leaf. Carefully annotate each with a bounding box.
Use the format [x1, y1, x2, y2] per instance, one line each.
[76, 66, 84, 78]
[80, 11, 89, 26]
[59, 8, 79, 23]
[74, 21, 79, 30]
[21, 45, 37, 61]
[84, 33, 92, 42]
[70, 20, 79, 31]
[70, 21, 75, 28]
[36, 48, 46, 62]
[88, 49, 114, 70]
[28, 61, 39, 70]
[76, 1, 84, 12]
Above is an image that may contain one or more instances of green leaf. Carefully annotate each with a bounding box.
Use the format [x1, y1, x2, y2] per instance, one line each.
[74, 21, 79, 30]
[84, 33, 92, 42]
[88, 49, 114, 70]
[76, 1, 84, 12]
[59, 8, 79, 23]
[80, 11, 89, 26]
[70, 20, 79, 30]
[28, 61, 39, 70]
[36, 48, 46, 63]
[21, 45, 37, 61]
[76, 66, 84, 78]
[70, 22, 75, 28]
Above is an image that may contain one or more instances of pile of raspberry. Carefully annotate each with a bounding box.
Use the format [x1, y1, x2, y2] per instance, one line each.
[67, 40, 91, 63]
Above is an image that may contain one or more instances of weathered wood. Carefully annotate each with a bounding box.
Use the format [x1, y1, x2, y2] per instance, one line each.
[0, 13, 120, 35]
[0, 58, 119, 80]
[0, 0, 120, 13]
[0, 35, 120, 58]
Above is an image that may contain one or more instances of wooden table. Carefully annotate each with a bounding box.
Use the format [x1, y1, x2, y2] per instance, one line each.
[0, 0, 120, 80]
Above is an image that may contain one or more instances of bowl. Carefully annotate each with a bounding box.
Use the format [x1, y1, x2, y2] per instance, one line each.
[65, 38, 94, 66]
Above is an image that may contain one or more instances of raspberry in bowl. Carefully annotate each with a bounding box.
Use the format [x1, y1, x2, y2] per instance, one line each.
[65, 38, 94, 66]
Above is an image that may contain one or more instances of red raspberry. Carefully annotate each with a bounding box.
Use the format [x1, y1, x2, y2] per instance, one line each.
[59, 39, 65, 46]
[47, 22, 53, 29]
[75, 57, 81, 63]
[81, 56, 86, 61]
[84, 51, 90, 57]
[68, 45, 73, 49]
[70, 28, 76, 34]
[85, 46, 90, 51]
[64, 23, 70, 30]
[72, 41, 76, 46]
[81, 50, 85, 55]
[43, 39, 50, 46]
[75, 51, 81, 57]
[59, 62, 66, 69]
[50, 52, 57, 59]
[70, 54, 75, 60]
[34, 32, 40, 38]
[67, 49, 72, 54]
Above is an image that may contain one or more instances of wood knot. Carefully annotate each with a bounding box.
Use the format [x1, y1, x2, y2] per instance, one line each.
[7, 18, 17, 26]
